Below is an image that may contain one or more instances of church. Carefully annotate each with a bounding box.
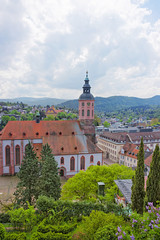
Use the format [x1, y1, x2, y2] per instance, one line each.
[0, 72, 102, 177]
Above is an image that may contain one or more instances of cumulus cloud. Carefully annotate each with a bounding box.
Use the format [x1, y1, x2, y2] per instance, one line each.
[0, 0, 160, 99]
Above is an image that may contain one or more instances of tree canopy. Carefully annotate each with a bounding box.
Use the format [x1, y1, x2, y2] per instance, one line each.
[61, 164, 134, 201]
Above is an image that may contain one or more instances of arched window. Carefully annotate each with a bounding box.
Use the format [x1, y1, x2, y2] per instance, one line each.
[15, 145, 20, 165]
[80, 156, 85, 170]
[82, 109, 84, 116]
[90, 155, 94, 163]
[70, 157, 75, 171]
[87, 110, 90, 116]
[5, 146, 10, 166]
[61, 157, 64, 165]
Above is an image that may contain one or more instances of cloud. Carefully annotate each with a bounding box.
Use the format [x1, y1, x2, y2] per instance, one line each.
[0, 0, 160, 99]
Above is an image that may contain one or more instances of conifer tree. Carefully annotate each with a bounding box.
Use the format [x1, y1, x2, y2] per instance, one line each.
[131, 138, 145, 214]
[14, 142, 40, 206]
[39, 143, 61, 200]
[146, 145, 160, 206]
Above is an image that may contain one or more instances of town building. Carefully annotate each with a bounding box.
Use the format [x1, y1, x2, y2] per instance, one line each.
[119, 142, 151, 168]
[46, 106, 63, 117]
[97, 132, 129, 163]
[0, 72, 102, 177]
[97, 130, 160, 163]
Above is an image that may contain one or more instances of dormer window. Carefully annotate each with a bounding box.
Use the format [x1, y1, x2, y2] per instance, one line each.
[36, 132, 39, 136]
[23, 132, 26, 136]
[59, 132, 62, 135]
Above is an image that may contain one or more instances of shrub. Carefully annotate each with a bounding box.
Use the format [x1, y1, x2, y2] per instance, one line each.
[0, 223, 6, 240]
[0, 213, 10, 223]
[73, 211, 124, 240]
[37, 222, 77, 234]
[94, 224, 117, 240]
[36, 196, 125, 221]
[5, 232, 26, 240]
[31, 231, 72, 240]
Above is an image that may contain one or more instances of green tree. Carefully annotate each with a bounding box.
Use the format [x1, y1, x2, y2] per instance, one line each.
[103, 121, 110, 128]
[43, 115, 55, 121]
[61, 164, 134, 201]
[39, 144, 61, 200]
[131, 138, 145, 214]
[14, 142, 40, 206]
[93, 115, 101, 126]
[146, 145, 160, 206]
[10, 116, 16, 121]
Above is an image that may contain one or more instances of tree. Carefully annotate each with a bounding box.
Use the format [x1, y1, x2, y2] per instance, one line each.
[39, 144, 61, 200]
[103, 121, 110, 128]
[14, 142, 40, 206]
[146, 145, 160, 206]
[61, 164, 134, 201]
[131, 138, 145, 214]
[93, 115, 101, 126]
[43, 115, 55, 121]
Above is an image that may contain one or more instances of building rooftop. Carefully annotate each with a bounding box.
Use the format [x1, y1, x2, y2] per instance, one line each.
[114, 179, 132, 204]
[0, 120, 102, 156]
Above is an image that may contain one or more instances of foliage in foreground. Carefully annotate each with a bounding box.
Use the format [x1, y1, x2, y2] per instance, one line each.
[72, 210, 124, 240]
[131, 138, 145, 214]
[14, 142, 40, 206]
[146, 144, 160, 206]
[61, 164, 134, 201]
[14, 143, 61, 207]
[116, 202, 160, 240]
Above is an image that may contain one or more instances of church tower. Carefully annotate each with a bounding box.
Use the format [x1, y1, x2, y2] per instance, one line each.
[79, 71, 95, 121]
[79, 71, 96, 143]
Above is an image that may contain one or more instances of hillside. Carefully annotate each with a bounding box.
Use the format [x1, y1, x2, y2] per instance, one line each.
[0, 97, 66, 106]
[58, 95, 160, 112]
[1, 95, 160, 112]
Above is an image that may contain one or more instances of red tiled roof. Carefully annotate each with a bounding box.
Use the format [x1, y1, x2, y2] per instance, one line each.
[128, 132, 160, 141]
[0, 120, 81, 140]
[0, 120, 102, 155]
[100, 132, 129, 143]
[120, 142, 139, 159]
[144, 153, 153, 167]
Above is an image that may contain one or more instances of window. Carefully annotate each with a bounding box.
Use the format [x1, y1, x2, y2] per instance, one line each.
[87, 110, 90, 116]
[15, 145, 20, 165]
[6, 146, 10, 165]
[82, 102, 85, 106]
[60, 157, 64, 165]
[92, 110, 93, 117]
[90, 155, 94, 163]
[80, 156, 85, 170]
[87, 102, 90, 106]
[70, 157, 75, 171]
[82, 109, 84, 116]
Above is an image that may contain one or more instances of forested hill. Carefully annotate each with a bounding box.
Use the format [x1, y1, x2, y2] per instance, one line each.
[58, 95, 160, 112]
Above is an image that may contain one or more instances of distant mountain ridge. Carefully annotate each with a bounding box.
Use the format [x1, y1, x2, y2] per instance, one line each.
[1, 95, 160, 112]
[0, 97, 67, 106]
[57, 95, 160, 112]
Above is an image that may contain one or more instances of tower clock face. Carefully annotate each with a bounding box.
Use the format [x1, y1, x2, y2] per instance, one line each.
[87, 102, 90, 106]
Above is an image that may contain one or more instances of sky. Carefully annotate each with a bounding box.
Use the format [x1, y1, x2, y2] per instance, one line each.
[0, 0, 160, 100]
